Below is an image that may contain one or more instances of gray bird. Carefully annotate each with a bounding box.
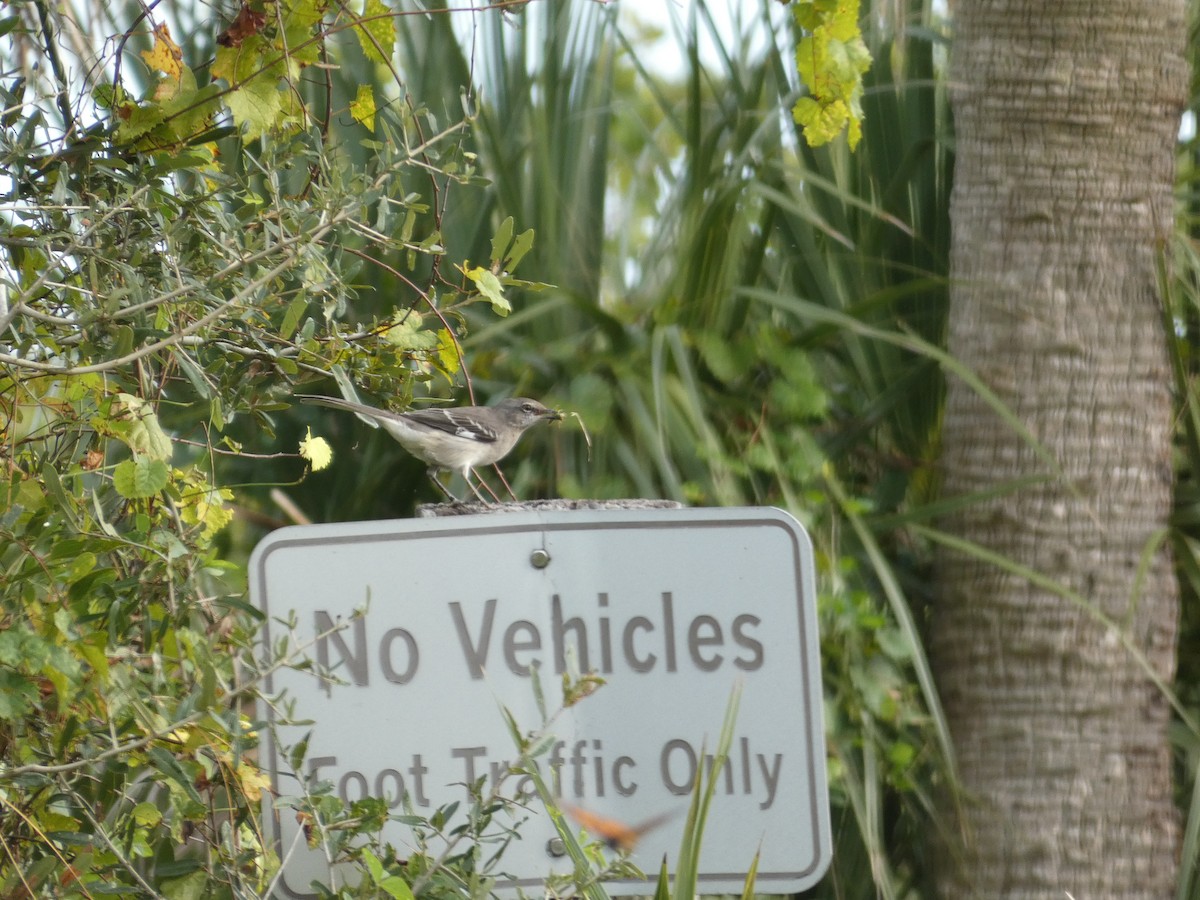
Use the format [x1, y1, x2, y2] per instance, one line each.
[298, 394, 561, 503]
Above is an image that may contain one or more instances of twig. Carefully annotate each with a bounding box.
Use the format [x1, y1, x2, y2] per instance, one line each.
[0, 219, 344, 375]
[33, 1, 76, 139]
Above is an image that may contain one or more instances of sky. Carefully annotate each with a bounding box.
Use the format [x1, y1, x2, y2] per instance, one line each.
[616, 0, 788, 75]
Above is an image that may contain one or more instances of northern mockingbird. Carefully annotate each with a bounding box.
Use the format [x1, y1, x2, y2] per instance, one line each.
[298, 394, 561, 503]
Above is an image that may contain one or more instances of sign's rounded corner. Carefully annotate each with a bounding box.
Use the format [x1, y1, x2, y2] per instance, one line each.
[248, 522, 326, 577]
[248, 525, 292, 574]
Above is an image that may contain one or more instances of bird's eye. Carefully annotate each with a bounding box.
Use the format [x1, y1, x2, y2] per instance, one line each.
[522, 402, 535, 412]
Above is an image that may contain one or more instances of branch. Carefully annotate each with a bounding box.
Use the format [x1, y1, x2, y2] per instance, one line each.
[0, 219, 341, 375]
[6, 184, 156, 320]
[33, 1, 76, 138]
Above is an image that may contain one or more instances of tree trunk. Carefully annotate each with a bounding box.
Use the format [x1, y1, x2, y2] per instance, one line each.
[933, 1, 1186, 896]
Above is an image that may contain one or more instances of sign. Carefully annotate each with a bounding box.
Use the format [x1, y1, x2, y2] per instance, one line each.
[251, 507, 830, 898]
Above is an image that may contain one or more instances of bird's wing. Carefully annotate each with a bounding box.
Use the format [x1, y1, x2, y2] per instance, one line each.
[402, 407, 499, 443]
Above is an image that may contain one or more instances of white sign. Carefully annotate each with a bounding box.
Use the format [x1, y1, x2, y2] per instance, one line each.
[251, 507, 830, 898]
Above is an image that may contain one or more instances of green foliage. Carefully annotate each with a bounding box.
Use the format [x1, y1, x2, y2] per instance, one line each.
[209, 0, 332, 140]
[0, 1, 533, 894]
[1, 374, 268, 892]
[2, 0, 962, 897]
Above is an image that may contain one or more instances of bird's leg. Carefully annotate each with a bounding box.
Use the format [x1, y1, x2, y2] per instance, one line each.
[482, 480, 503, 503]
[491, 464, 519, 501]
[426, 468, 461, 503]
[463, 468, 493, 505]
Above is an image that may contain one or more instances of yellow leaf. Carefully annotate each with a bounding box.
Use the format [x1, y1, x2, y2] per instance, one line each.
[141, 23, 183, 81]
[239, 714, 258, 740]
[350, 84, 377, 131]
[299, 427, 333, 472]
[236, 761, 273, 802]
[436, 328, 461, 377]
[790, 0, 871, 150]
[196, 486, 235, 538]
[167, 727, 191, 744]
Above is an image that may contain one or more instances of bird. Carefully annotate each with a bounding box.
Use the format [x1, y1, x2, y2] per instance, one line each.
[297, 393, 561, 503]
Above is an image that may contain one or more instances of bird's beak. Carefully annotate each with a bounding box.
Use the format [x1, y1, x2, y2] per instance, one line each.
[545, 408, 564, 422]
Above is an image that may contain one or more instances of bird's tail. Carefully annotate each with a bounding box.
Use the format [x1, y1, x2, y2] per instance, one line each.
[295, 393, 394, 427]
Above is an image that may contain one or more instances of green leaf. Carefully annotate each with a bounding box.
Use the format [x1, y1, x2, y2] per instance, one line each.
[652, 854, 671, 900]
[213, 36, 262, 84]
[112, 457, 170, 499]
[281, 0, 328, 33]
[385, 314, 439, 351]
[41, 461, 77, 520]
[463, 265, 511, 316]
[400, 205, 417, 244]
[507, 228, 536, 272]
[435, 329, 461, 377]
[226, 76, 285, 141]
[524, 731, 560, 759]
[288, 733, 311, 773]
[113, 393, 173, 461]
[355, 0, 396, 64]
[770, 353, 828, 419]
[0, 671, 38, 720]
[131, 801, 162, 827]
[156, 78, 222, 148]
[490, 216, 515, 264]
[363, 848, 414, 900]
[488, 217, 536, 273]
[68, 552, 98, 583]
[280, 295, 309, 341]
[0, 628, 49, 668]
[147, 746, 204, 805]
[738, 848, 760, 900]
[363, 847, 386, 882]
[213, 38, 287, 140]
[38, 811, 81, 833]
[78, 638, 111, 684]
[116, 100, 166, 144]
[694, 333, 744, 384]
[161, 868, 208, 900]
[176, 352, 213, 399]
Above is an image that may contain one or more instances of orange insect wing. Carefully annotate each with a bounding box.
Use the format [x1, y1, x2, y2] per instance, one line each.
[564, 805, 673, 853]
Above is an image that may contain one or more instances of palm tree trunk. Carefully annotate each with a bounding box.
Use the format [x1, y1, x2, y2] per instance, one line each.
[933, 1, 1187, 895]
